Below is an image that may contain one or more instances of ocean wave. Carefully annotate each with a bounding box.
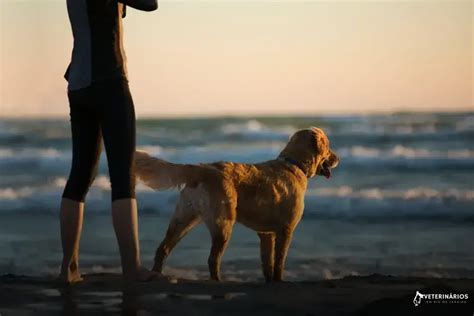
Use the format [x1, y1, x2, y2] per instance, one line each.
[0, 143, 285, 166]
[219, 120, 295, 140]
[216, 119, 448, 140]
[5, 181, 473, 203]
[1, 180, 473, 221]
[52, 176, 152, 193]
[7, 178, 470, 203]
[456, 116, 474, 131]
[0, 187, 35, 200]
[309, 186, 474, 201]
[0, 177, 155, 202]
[337, 123, 439, 136]
[2, 115, 473, 150]
[53, 176, 120, 191]
[339, 145, 474, 160]
[2, 144, 473, 174]
[0, 147, 64, 159]
[136, 145, 165, 156]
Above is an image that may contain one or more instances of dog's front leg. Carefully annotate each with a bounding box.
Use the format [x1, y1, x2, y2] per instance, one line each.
[258, 232, 275, 282]
[273, 230, 293, 282]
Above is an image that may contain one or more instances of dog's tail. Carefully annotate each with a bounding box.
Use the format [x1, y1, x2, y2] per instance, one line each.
[134, 150, 211, 191]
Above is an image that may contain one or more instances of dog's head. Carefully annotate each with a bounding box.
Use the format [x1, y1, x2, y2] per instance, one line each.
[279, 127, 339, 178]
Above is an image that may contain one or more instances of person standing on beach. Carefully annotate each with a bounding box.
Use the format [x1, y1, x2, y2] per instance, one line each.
[60, 0, 158, 283]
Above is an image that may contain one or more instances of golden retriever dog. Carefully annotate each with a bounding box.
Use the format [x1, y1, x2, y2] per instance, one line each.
[134, 127, 339, 282]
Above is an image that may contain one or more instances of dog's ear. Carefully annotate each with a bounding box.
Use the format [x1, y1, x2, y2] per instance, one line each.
[305, 128, 331, 177]
[309, 127, 329, 156]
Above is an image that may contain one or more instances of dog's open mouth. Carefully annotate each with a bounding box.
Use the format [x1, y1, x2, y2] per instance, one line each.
[318, 161, 332, 179]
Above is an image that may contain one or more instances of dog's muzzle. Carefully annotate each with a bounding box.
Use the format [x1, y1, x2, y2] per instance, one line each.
[317, 152, 339, 179]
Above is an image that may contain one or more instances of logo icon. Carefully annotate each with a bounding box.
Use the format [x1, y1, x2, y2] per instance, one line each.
[413, 290, 468, 306]
[413, 291, 425, 306]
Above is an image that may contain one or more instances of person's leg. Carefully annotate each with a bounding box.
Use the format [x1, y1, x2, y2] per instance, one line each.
[111, 198, 147, 281]
[97, 78, 155, 281]
[60, 88, 102, 283]
[59, 198, 84, 283]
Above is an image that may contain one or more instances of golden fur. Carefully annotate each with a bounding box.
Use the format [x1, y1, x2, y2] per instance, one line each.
[134, 127, 339, 282]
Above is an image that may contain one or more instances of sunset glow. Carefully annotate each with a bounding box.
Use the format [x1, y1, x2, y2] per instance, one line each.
[0, 0, 472, 117]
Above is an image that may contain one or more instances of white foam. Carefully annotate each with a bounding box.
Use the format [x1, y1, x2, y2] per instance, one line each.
[136, 145, 164, 156]
[52, 176, 111, 191]
[0, 148, 14, 158]
[456, 116, 474, 131]
[446, 150, 474, 159]
[0, 147, 64, 159]
[221, 120, 264, 134]
[311, 186, 474, 201]
[94, 176, 111, 191]
[90, 265, 122, 274]
[53, 177, 67, 187]
[339, 145, 474, 160]
[220, 120, 295, 138]
[0, 176, 113, 201]
[338, 120, 439, 135]
[0, 187, 34, 199]
[348, 146, 380, 158]
[390, 145, 432, 158]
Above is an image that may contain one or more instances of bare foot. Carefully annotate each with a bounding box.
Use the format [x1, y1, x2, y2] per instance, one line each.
[126, 267, 177, 284]
[57, 270, 83, 285]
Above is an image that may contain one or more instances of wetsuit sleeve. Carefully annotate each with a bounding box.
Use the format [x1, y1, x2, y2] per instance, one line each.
[118, 0, 158, 12]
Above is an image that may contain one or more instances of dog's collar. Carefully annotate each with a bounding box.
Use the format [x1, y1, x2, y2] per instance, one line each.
[278, 157, 307, 177]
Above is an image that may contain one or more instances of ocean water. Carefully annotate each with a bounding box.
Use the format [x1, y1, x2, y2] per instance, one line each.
[0, 113, 473, 280]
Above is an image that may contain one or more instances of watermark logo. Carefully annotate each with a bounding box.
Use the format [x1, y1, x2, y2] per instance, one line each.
[413, 290, 469, 306]
[413, 291, 424, 306]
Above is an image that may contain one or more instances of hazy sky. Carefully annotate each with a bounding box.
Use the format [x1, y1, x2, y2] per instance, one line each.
[0, 0, 472, 117]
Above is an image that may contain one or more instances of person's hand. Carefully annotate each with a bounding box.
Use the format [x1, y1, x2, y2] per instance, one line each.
[119, 0, 158, 12]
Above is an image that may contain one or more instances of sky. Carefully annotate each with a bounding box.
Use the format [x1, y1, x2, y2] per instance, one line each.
[0, 0, 472, 118]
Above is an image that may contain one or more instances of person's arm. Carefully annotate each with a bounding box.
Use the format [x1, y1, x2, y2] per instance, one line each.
[118, 0, 158, 12]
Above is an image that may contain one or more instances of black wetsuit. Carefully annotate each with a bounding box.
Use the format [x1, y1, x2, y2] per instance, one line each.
[63, 0, 157, 202]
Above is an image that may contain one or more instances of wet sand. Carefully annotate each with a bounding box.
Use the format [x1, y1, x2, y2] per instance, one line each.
[0, 273, 473, 315]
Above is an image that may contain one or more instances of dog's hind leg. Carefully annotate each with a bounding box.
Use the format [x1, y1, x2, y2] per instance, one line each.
[152, 197, 201, 273]
[273, 230, 293, 282]
[205, 219, 234, 281]
[258, 232, 275, 282]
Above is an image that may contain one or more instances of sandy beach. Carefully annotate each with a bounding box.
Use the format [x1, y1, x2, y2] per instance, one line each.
[0, 273, 473, 315]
